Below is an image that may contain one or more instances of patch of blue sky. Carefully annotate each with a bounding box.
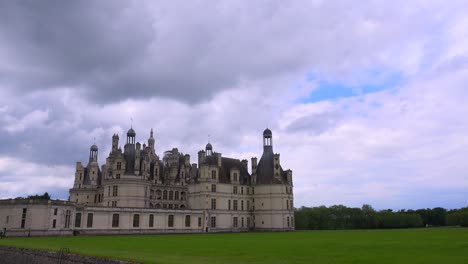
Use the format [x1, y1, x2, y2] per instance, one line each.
[299, 69, 405, 103]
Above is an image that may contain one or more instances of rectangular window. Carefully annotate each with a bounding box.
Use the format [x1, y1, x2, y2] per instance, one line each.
[87, 213, 93, 228]
[185, 215, 191, 227]
[133, 214, 140, 227]
[113, 186, 118, 196]
[241, 187, 244, 194]
[168, 215, 174, 227]
[210, 216, 216, 228]
[252, 187, 255, 194]
[233, 200, 238, 211]
[233, 172, 238, 181]
[247, 200, 250, 211]
[241, 200, 244, 211]
[211, 184, 216, 192]
[75, 213, 81, 228]
[247, 217, 250, 228]
[211, 170, 217, 179]
[233, 217, 238, 227]
[149, 214, 154, 227]
[287, 216, 290, 227]
[198, 217, 202, 227]
[6, 215, 9, 224]
[108, 186, 111, 196]
[52, 219, 56, 228]
[228, 200, 231, 210]
[233, 186, 237, 194]
[21, 208, 27, 228]
[211, 199, 216, 210]
[54, 208, 58, 215]
[112, 201, 117, 207]
[112, 214, 119, 227]
[64, 210, 71, 228]
[247, 187, 250, 194]
[241, 217, 244, 227]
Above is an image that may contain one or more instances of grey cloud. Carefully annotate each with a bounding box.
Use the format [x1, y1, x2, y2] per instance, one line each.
[286, 112, 342, 134]
[0, 1, 451, 104]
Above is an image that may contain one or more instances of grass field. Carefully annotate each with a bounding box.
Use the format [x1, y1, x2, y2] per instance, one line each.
[0, 228, 467, 264]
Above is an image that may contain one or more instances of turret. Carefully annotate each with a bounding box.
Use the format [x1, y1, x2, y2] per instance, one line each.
[198, 150, 206, 165]
[263, 128, 272, 151]
[127, 127, 136, 144]
[112, 134, 119, 151]
[206, 143, 213, 156]
[241, 159, 248, 170]
[89, 144, 98, 163]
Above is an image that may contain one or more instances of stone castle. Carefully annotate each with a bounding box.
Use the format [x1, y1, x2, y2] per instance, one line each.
[0, 127, 294, 236]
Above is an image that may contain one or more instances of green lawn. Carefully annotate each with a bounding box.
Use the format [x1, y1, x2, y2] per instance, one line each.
[0, 228, 467, 264]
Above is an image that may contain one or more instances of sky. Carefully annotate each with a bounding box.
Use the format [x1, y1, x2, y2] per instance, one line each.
[0, 0, 467, 210]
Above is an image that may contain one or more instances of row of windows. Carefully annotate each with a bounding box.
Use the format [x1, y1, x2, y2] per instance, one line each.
[150, 190, 187, 201]
[208, 199, 250, 211]
[233, 186, 254, 195]
[149, 203, 186, 209]
[209, 184, 255, 195]
[76, 213, 201, 228]
[232, 216, 248, 228]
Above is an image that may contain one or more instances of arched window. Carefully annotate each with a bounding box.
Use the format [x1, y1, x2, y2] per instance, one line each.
[169, 191, 174, 200]
[155, 203, 161, 209]
[175, 191, 179, 200]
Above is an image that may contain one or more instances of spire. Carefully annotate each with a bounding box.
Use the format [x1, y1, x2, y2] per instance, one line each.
[148, 128, 155, 150]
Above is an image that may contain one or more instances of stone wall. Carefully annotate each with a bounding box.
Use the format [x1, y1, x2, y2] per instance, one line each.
[0, 246, 138, 264]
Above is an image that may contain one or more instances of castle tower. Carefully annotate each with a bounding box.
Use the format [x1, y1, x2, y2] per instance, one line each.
[252, 128, 294, 231]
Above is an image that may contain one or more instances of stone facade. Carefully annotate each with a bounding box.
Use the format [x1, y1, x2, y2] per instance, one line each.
[0, 128, 294, 236]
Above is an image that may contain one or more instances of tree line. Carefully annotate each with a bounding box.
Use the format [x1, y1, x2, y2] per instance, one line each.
[294, 205, 468, 230]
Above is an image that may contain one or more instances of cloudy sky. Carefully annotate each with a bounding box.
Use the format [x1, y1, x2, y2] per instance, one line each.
[1, 0, 467, 210]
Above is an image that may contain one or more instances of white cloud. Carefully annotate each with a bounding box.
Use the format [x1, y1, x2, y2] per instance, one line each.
[0, 156, 74, 199]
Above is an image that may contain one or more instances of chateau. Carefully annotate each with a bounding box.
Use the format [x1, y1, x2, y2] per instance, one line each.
[0, 128, 294, 236]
